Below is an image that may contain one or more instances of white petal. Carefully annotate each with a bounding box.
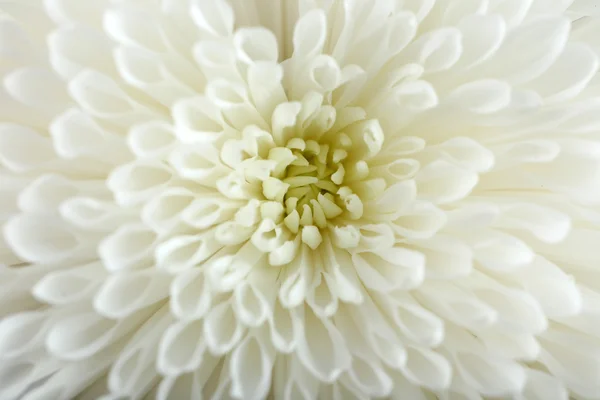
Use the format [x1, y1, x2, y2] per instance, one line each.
[447, 80, 511, 114]
[514, 256, 582, 318]
[356, 223, 396, 252]
[157, 319, 205, 376]
[296, 306, 351, 383]
[419, 282, 498, 330]
[247, 62, 287, 119]
[170, 268, 212, 320]
[371, 180, 417, 219]
[0, 360, 47, 400]
[50, 108, 127, 161]
[68, 70, 157, 126]
[204, 299, 245, 355]
[0, 124, 55, 172]
[391, 295, 445, 347]
[107, 161, 173, 205]
[292, 9, 327, 58]
[363, 322, 407, 370]
[393, 80, 438, 112]
[48, 25, 115, 79]
[403, 28, 463, 73]
[401, 0, 435, 22]
[494, 203, 571, 243]
[487, 0, 532, 28]
[94, 270, 170, 318]
[4, 214, 82, 263]
[388, 370, 430, 400]
[525, 43, 598, 102]
[441, 0, 487, 26]
[479, 15, 570, 84]
[344, 357, 393, 398]
[455, 352, 526, 396]
[307, 273, 338, 318]
[109, 308, 173, 395]
[306, 55, 342, 94]
[103, 4, 166, 52]
[98, 224, 156, 272]
[472, 285, 548, 334]
[230, 335, 274, 400]
[471, 230, 534, 272]
[182, 196, 237, 230]
[155, 234, 222, 274]
[18, 174, 80, 213]
[493, 140, 561, 169]
[401, 346, 452, 390]
[392, 202, 447, 240]
[33, 261, 105, 306]
[323, 243, 364, 304]
[234, 27, 278, 64]
[4, 66, 70, 115]
[0, 311, 48, 360]
[128, 121, 176, 159]
[169, 145, 223, 182]
[540, 329, 600, 397]
[171, 96, 225, 144]
[141, 187, 195, 233]
[478, 331, 540, 361]
[521, 369, 569, 400]
[279, 248, 312, 308]
[206, 251, 255, 293]
[156, 370, 205, 400]
[46, 309, 145, 361]
[60, 196, 127, 231]
[190, 0, 234, 37]
[413, 235, 473, 279]
[268, 299, 297, 353]
[233, 281, 270, 327]
[416, 160, 479, 204]
[353, 247, 425, 292]
[456, 14, 506, 69]
[114, 47, 196, 106]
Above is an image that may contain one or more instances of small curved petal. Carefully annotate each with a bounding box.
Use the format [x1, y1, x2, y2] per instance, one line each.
[401, 346, 452, 390]
[0, 311, 49, 360]
[155, 234, 222, 274]
[203, 300, 246, 355]
[170, 267, 212, 320]
[4, 214, 83, 263]
[98, 224, 156, 272]
[46, 309, 145, 361]
[296, 306, 352, 383]
[190, 0, 234, 37]
[344, 357, 393, 398]
[416, 160, 479, 204]
[157, 319, 205, 376]
[403, 28, 463, 73]
[234, 27, 279, 65]
[93, 270, 171, 318]
[33, 262, 105, 306]
[447, 80, 511, 114]
[292, 9, 327, 59]
[107, 161, 173, 205]
[455, 352, 526, 397]
[230, 335, 274, 400]
[0, 124, 55, 172]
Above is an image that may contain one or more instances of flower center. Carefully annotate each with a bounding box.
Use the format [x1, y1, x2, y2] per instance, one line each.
[215, 94, 386, 262]
[263, 136, 360, 227]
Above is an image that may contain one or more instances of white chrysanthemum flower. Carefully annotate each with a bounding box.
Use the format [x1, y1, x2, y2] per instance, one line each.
[2, 0, 600, 398]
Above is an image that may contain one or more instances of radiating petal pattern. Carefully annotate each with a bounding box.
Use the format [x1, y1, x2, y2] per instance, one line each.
[1, 0, 600, 399]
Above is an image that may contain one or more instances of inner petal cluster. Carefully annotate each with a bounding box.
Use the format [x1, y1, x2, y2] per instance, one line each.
[215, 93, 384, 263]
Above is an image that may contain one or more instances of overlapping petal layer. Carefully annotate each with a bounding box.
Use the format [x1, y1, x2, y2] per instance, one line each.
[1, 0, 600, 399]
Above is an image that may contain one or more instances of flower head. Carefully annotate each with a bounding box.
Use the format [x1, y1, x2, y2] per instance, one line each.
[1, 0, 600, 398]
